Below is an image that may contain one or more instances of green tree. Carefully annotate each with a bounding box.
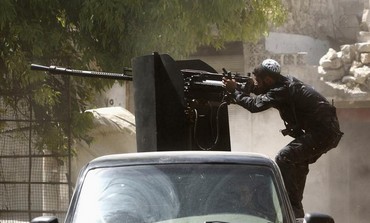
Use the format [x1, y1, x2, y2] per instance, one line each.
[0, 0, 286, 155]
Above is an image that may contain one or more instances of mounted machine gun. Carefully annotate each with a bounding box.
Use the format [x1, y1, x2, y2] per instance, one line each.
[31, 53, 253, 152]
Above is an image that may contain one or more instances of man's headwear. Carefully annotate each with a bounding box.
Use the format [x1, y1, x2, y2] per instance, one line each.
[253, 59, 281, 77]
[262, 59, 281, 74]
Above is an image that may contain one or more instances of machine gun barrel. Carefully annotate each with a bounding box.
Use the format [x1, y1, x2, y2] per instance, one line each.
[30, 64, 133, 81]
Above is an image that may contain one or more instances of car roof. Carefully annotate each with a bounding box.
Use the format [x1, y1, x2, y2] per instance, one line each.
[85, 151, 277, 170]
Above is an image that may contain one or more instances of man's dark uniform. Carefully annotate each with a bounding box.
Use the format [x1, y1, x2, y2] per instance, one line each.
[232, 74, 343, 218]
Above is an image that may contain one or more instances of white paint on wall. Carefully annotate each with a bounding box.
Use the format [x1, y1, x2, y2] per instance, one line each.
[265, 32, 331, 65]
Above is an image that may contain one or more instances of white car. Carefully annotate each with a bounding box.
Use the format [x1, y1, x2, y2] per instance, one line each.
[31, 151, 335, 223]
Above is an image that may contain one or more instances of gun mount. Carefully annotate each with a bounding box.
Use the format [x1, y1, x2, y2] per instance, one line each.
[31, 53, 253, 152]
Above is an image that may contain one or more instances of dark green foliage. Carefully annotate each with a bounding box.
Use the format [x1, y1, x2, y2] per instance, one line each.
[0, 0, 286, 155]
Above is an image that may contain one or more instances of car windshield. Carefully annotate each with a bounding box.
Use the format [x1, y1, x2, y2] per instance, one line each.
[72, 164, 283, 223]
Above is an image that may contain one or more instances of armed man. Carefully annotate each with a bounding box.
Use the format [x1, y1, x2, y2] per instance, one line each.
[223, 59, 343, 221]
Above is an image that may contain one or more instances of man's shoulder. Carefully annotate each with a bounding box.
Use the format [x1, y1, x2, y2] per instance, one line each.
[285, 75, 304, 85]
[271, 76, 290, 91]
[268, 81, 290, 99]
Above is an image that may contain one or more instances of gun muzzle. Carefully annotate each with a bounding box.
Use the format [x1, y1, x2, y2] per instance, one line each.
[30, 64, 50, 71]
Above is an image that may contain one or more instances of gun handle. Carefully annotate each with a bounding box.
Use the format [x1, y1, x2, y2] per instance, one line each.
[222, 68, 232, 79]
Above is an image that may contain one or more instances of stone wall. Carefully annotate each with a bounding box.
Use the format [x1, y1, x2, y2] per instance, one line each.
[277, 0, 365, 44]
[319, 44, 370, 96]
[317, 2, 370, 102]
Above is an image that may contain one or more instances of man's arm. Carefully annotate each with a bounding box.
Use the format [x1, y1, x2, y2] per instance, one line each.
[233, 92, 273, 113]
[223, 77, 286, 113]
[234, 83, 289, 112]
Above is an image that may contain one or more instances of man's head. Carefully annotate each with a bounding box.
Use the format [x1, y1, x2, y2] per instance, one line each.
[252, 59, 282, 94]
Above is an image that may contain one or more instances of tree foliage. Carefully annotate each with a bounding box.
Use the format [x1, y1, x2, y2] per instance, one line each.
[0, 0, 286, 155]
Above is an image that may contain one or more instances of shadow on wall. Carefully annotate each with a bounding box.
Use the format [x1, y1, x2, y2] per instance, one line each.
[327, 108, 370, 223]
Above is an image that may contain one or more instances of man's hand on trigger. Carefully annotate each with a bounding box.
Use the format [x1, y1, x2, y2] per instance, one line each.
[242, 79, 255, 95]
[222, 77, 237, 93]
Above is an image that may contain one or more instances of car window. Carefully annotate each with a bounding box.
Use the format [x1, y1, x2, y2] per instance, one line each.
[72, 164, 283, 223]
